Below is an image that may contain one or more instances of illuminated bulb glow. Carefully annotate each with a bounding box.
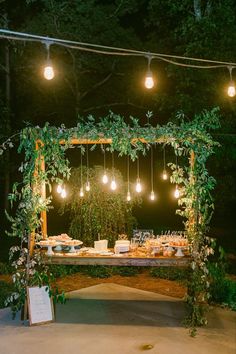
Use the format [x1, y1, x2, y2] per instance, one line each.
[79, 187, 84, 197]
[174, 186, 180, 199]
[135, 178, 142, 193]
[127, 191, 131, 202]
[85, 182, 90, 192]
[44, 65, 54, 80]
[145, 72, 154, 89]
[61, 188, 67, 198]
[150, 191, 155, 201]
[227, 82, 236, 97]
[162, 170, 168, 180]
[57, 184, 62, 194]
[110, 179, 117, 190]
[102, 173, 108, 184]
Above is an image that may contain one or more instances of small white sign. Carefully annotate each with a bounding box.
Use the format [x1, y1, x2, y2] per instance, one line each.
[27, 286, 54, 326]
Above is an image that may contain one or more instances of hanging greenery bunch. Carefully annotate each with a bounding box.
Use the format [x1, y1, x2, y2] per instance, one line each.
[61, 165, 140, 246]
[2, 108, 220, 332]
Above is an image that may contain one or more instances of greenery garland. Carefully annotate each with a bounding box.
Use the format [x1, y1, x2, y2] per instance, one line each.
[2, 108, 220, 333]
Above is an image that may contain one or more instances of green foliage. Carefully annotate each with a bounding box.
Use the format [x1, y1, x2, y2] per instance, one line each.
[62, 165, 140, 246]
[0, 281, 15, 309]
[112, 266, 140, 277]
[0, 262, 13, 275]
[150, 266, 190, 282]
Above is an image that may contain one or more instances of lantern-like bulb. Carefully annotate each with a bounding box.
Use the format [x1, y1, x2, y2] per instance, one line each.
[145, 71, 154, 89]
[44, 64, 54, 80]
[174, 186, 180, 199]
[227, 82, 236, 97]
[127, 191, 131, 202]
[110, 179, 117, 191]
[135, 178, 142, 193]
[102, 173, 108, 184]
[61, 188, 67, 198]
[162, 170, 168, 180]
[85, 182, 90, 192]
[79, 187, 84, 197]
[150, 190, 155, 201]
[57, 184, 62, 194]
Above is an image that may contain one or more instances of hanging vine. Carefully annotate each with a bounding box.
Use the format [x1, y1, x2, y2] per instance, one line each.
[2, 108, 220, 332]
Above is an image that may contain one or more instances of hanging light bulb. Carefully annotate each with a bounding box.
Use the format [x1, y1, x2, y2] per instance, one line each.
[135, 157, 142, 193]
[149, 146, 156, 200]
[174, 185, 180, 199]
[43, 41, 54, 80]
[79, 187, 84, 197]
[85, 145, 90, 192]
[150, 190, 155, 201]
[162, 147, 168, 180]
[57, 184, 62, 194]
[111, 179, 117, 190]
[127, 190, 131, 202]
[61, 188, 67, 198]
[85, 181, 90, 192]
[228, 82, 236, 97]
[135, 178, 142, 193]
[144, 55, 154, 89]
[110, 152, 117, 190]
[102, 173, 108, 184]
[102, 146, 108, 184]
[227, 66, 236, 97]
[162, 170, 168, 180]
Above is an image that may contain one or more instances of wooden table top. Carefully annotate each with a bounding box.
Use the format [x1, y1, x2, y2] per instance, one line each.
[43, 249, 191, 267]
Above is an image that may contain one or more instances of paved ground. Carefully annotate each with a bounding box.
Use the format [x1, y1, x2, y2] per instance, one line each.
[0, 283, 235, 354]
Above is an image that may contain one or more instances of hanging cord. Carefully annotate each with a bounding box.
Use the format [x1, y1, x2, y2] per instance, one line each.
[86, 145, 89, 183]
[80, 145, 83, 186]
[137, 156, 140, 179]
[151, 146, 154, 191]
[127, 155, 130, 192]
[163, 147, 166, 170]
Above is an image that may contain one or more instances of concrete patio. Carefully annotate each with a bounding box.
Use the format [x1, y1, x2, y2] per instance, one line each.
[0, 283, 235, 354]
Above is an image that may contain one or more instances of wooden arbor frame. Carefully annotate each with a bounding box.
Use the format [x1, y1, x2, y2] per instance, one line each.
[36, 137, 195, 241]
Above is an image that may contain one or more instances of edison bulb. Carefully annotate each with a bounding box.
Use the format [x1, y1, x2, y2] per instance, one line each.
[135, 178, 142, 193]
[162, 170, 168, 180]
[61, 188, 67, 198]
[44, 65, 54, 80]
[110, 179, 117, 190]
[85, 182, 90, 192]
[227, 83, 236, 97]
[127, 191, 131, 202]
[79, 187, 84, 197]
[57, 184, 62, 194]
[174, 186, 180, 199]
[145, 72, 154, 89]
[150, 190, 155, 201]
[102, 173, 108, 184]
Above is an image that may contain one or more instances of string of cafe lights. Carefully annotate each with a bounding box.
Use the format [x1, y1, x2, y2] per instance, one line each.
[0, 29, 236, 96]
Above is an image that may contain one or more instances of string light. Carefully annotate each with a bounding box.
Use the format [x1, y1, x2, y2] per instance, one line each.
[79, 187, 84, 197]
[145, 56, 154, 89]
[126, 155, 131, 202]
[135, 157, 142, 193]
[110, 152, 117, 191]
[150, 146, 156, 201]
[85, 145, 90, 191]
[162, 146, 168, 180]
[43, 41, 54, 80]
[102, 146, 108, 184]
[227, 66, 236, 97]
